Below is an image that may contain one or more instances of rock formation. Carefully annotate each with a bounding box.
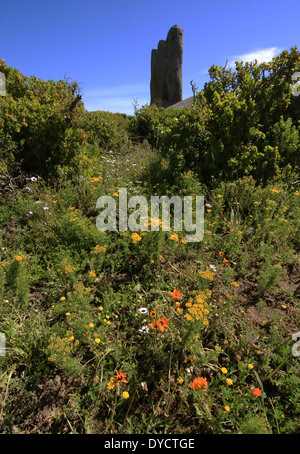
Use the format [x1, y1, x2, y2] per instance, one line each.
[150, 24, 183, 108]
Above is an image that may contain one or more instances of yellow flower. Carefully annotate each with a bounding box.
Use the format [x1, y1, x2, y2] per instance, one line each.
[131, 232, 142, 244]
[89, 270, 96, 278]
[60, 296, 66, 301]
[107, 377, 116, 390]
[221, 367, 228, 374]
[217, 194, 223, 198]
[95, 338, 100, 344]
[112, 192, 119, 197]
[248, 364, 254, 369]
[88, 323, 94, 328]
[170, 233, 179, 241]
[224, 405, 230, 412]
[230, 281, 239, 287]
[122, 391, 129, 399]
[226, 378, 233, 386]
[177, 377, 184, 384]
[15, 255, 24, 262]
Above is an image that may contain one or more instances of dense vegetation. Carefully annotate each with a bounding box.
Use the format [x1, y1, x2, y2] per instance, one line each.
[0, 48, 299, 434]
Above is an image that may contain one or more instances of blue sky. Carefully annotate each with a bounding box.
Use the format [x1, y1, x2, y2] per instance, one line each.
[1, 0, 299, 115]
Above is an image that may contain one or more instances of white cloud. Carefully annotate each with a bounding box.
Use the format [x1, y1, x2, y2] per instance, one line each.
[228, 47, 282, 67]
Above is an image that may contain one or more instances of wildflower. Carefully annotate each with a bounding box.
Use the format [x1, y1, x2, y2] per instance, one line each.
[88, 323, 94, 328]
[107, 377, 116, 390]
[30, 176, 38, 182]
[177, 377, 184, 384]
[230, 281, 239, 287]
[222, 258, 229, 264]
[251, 387, 261, 397]
[217, 194, 223, 198]
[170, 233, 179, 241]
[218, 251, 224, 256]
[91, 245, 106, 254]
[89, 270, 96, 278]
[181, 237, 187, 244]
[122, 391, 129, 399]
[224, 405, 230, 412]
[150, 311, 156, 318]
[221, 367, 228, 374]
[226, 378, 233, 386]
[170, 289, 183, 300]
[15, 255, 24, 262]
[209, 264, 217, 272]
[156, 316, 169, 332]
[189, 377, 207, 391]
[248, 364, 254, 370]
[131, 232, 142, 244]
[115, 370, 128, 385]
[60, 296, 66, 301]
[95, 338, 100, 344]
[138, 308, 148, 315]
[139, 325, 150, 333]
[199, 270, 214, 281]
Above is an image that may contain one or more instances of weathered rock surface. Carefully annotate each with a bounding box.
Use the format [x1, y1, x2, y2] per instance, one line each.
[150, 24, 183, 108]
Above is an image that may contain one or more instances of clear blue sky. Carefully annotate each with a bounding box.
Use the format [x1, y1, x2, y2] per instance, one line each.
[1, 0, 299, 115]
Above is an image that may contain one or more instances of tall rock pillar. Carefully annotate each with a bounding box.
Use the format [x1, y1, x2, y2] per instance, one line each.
[150, 24, 183, 108]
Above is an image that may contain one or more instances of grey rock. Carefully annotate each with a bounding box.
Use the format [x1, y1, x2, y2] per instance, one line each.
[150, 25, 183, 108]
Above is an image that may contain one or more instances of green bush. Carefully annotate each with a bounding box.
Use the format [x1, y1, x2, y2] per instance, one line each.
[0, 59, 86, 179]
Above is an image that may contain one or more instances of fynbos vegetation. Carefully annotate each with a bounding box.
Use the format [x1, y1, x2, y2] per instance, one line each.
[0, 49, 299, 434]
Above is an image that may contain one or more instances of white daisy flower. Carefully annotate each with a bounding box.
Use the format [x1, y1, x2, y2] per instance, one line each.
[139, 326, 149, 333]
[138, 308, 148, 315]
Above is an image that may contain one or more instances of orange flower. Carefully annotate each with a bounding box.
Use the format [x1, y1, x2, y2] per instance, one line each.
[114, 370, 128, 385]
[218, 251, 224, 256]
[223, 258, 229, 264]
[156, 317, 169, 332]
[150, 311, 156, 318]
[189, 377, 207, 391]
[170, 289, 183, 300]
[251, 387, 261, 397]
